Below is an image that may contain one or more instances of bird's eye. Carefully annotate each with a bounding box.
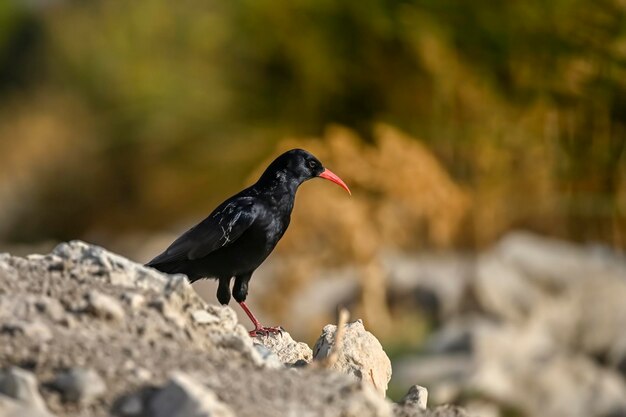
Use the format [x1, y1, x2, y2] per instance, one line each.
[308, 160, 317, 169]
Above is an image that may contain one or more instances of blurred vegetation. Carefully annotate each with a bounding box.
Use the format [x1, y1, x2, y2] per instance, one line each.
[0, 0, 625, 249]
[258, 125, 470, 333]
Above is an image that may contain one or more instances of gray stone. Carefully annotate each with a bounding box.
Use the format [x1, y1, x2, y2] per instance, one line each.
[115, 394, 144, 416]
[86, 290, 125, 322]
[472, 321, 626, 417]
[397, 385, 428, 410]
[495, 231, 626, 289]
[53, 240, 193, 297]
[149, 372, 235, 417]
[253, 330, 312, 366]
[313, 319, 392, 397]
[474, 253, 547, 322]
[52, 368, 106, 404]
[0, 367, 48, 411]
[252, 343, 283, 369]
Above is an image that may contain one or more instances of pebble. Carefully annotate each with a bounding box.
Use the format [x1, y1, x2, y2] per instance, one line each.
[2, 321, 53, 343]
[121, 292, 145, 310]
[51, 368, 106, 404]
[0, 367, 48, 411]
[86, 290, 125, 321]
[148, 372, 235, 417]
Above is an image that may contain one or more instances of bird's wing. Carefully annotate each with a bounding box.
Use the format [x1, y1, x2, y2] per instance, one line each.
[146, 197, 259, 265]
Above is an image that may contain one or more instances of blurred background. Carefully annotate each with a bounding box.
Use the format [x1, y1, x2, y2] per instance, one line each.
[1, 0, 626, 416]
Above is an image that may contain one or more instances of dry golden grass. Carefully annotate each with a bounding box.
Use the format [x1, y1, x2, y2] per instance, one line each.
[255, 125, 470, 334]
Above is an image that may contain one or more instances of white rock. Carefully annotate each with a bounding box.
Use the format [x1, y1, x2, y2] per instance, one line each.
[474, 253, 547, 322]
[253, 331, 312, 366]
[496, 231, 626, 289]
[472, 321, 626, 417]
[191, 310, 219, 325]
[53, 240, 192, 296]
[121, 292, 145, 310]
[252, 344, 284, 369]
[149, 372, 234, 417]
[313, 319, 392, 397]
[149, 298, 186, 328]
[86, 290, 125, 322]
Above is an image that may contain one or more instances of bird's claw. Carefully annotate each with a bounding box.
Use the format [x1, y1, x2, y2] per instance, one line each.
[249, 325, 284, 338]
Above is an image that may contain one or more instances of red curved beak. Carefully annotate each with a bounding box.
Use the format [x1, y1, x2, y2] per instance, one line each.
[318, 168, 351, 195]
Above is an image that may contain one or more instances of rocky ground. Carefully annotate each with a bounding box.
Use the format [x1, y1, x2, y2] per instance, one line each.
[0, 240, 467, 417]
[249, 231, 626, 417]
[385, 232, 626, 417]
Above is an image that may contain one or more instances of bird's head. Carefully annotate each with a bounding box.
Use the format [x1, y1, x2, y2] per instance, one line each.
[261, 149, 351, 194]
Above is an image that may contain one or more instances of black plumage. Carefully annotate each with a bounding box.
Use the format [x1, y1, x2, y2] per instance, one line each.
[146, 149, 350, 336]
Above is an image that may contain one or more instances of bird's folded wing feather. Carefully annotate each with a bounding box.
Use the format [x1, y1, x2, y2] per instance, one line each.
[146, 197, 258, 265]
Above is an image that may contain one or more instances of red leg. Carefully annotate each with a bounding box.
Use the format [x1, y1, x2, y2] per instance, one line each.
[238, 301, 283, 337]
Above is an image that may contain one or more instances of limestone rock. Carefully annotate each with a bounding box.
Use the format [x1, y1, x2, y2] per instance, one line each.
[1, 240, 466, 417]
[495, 231, 626, 289]
[52, 240, 191, 296]
[191, 309, 220, 325]
[472, 321, 626, 417]
[121, 292, 145, 310]
[86, 290, 125, 322]
[313, 319, 392, 397]
[474, 253, 547, 322]
[253, 330, 313, 366]
[251, 343, 283, 369]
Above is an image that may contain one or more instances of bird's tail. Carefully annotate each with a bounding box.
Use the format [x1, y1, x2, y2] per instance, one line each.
[144, 260, 207, 283]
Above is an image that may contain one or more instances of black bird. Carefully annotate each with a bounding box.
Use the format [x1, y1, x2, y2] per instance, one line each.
[146, 149, 351, 336]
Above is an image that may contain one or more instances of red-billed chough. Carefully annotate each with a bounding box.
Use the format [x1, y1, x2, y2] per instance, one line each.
[146, 149, 351, 336]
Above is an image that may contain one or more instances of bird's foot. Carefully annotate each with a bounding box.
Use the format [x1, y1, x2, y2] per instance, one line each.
[249, 325, 284, 338]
